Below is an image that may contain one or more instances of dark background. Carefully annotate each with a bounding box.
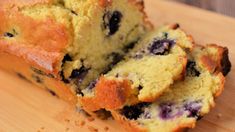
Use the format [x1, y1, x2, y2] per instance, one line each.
[173, 0, 235, 18]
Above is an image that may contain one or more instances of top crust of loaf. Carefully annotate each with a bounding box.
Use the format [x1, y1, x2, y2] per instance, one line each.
[0, 0, 55, 9]
[0, 0, 151, 75]
[0, 9, 71, 75]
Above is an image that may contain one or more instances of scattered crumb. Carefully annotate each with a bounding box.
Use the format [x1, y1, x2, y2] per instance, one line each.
[104, 126, 109, 131]
[87, 126, 98, 132]
[79, 121, 86, 126]
[216, 113, 222, 119]
[37, 127, 45, 132]
[87, 117, 95, 122]
[65, 127, 70, 131]
[65, 119, 70, 123]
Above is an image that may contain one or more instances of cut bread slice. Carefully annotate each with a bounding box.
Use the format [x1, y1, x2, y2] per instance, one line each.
[110, 44, 231, 132]
[79, 24, 194, 111]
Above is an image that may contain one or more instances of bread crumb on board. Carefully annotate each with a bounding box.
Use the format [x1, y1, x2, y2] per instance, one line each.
[87, 126, 98, 132]
[104, 126, 109, 131]
[216, 113, 222, 119]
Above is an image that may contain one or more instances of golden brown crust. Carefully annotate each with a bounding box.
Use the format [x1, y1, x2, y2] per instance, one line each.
[0, 52, 77, 105]
[99, 0, 112, 7]
[0, 9, 71, 75]
[79, 77, 136, 111]
[109, 44, 229, 132]
[99, 0, 153, 30]
[199, 44, 231, 76]
[0, 0, 54, 9]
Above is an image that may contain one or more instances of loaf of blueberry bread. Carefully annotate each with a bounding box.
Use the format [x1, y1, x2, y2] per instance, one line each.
[0, 0, 151, 104]
[110, 44, 231, 132]
[79, 24, 194, 112]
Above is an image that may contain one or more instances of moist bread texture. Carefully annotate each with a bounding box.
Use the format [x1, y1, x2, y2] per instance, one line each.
[79, 24, 194, 112]
[110, 44, 231, 132]
[0, 0, 150, 104]
[0, 1, 232, 131]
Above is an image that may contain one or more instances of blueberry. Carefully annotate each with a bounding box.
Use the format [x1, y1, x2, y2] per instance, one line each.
[62, 54, 72, 63]
[103, 11, 123, 36]
[4, 32, 14, 37]
[137, 85, 143, 90]
[186, 61, 200, 77]
[148, 38, 175, 55]
[122, 103, 150, 120]
[159, 103, 174, 119]
[221, 48, 231, 76]
[70, 66, 90, 85]
[184, 101, 202, 119]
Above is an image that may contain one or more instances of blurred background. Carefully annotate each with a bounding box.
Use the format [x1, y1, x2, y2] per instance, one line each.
[172, 0, 235, 18]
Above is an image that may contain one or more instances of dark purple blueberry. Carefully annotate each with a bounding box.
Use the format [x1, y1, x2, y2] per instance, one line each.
[87, 79, 98, 90]
[220, 48, 231, 76]
[186, 61, 200, 77]
[159, 102, 184, 120]
[62, 54, 72, 63]
[159, 103, 174, 119]
[122, 103, 150, 120]
[103, 11, 123, 36]
[137, 85, 143, 90]
[184, 101, 202, 119]
[148, 38, 175, 55]
[4, 32, 14, 37]
[70, 66, 90, 84]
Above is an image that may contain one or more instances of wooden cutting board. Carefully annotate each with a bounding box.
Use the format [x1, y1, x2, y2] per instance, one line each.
[0, 1, 234, 132]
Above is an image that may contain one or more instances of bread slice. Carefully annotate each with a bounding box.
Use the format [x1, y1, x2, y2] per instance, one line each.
[110, 44, 231, 132]
[79, 24, 194, 111]
[0, 0, 150, 104]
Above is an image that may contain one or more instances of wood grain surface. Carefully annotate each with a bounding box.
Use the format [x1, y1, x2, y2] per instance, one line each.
[0, 1, 234, 132]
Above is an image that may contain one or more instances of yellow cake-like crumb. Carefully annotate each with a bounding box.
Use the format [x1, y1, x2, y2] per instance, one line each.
[0, 0, 149, 103]
[79, 24, 194, 112]
[110, 44, 229, 132]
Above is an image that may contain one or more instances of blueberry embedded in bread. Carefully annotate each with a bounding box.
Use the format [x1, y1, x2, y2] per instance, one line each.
[103, 10, 123, 36]
[0, 0, 150, 103]
[110, 44, 231, 132]
[79, 24, 194, 111]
